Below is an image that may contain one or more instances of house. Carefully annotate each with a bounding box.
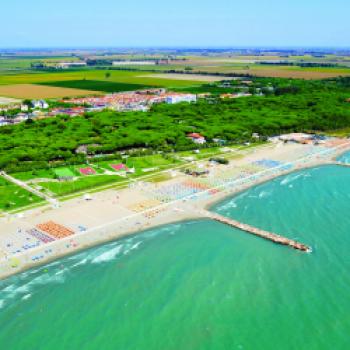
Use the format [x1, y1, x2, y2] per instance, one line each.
[0, 117, 9, 127]
[166, 94, 197, 104]
[187, 133, 206, 144]
[21, 104, 29, 112]
[213, 138, 226, 145]
[32, 100, 49, 109]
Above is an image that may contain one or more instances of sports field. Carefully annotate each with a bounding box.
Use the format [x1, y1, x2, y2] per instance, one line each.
[0, 84, 100, 99]
[54, 168, 76, 178]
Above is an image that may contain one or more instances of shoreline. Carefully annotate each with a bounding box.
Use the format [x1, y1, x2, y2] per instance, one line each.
[1, 141, 350, 281]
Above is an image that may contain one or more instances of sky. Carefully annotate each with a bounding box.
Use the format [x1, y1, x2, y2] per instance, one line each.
[1, 0, 349, 48]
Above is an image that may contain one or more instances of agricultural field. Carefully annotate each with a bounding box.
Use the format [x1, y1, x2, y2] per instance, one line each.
[39, 80, 152, 93]
[0, 96, 21, 105]
[0, 176, 42, 211]
[0, 84, 100, 99]
[0, 70, 204, 89]
[0, 56, 80, 72]
[138, 74, 235, 82]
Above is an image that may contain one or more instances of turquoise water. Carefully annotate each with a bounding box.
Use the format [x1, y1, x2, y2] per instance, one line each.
[337, 150, 350, 163]
[1, 165, 350, 349]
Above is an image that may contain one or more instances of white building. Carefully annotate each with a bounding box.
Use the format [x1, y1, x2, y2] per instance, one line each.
[0, 117, 9, 127]
[56, 62, 87, 69]
[166, 94, 197, 104]
[112, 61, 156, 66]
[32, 100, 49, 109]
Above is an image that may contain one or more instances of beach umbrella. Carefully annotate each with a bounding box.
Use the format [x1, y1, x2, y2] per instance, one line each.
[10, 257, 20, 268]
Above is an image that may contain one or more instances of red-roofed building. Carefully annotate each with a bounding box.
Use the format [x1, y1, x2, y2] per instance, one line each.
[187, 133, 206, 144]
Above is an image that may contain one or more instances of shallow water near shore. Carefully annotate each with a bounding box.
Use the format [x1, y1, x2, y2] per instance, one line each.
[1, 165, 350, 349]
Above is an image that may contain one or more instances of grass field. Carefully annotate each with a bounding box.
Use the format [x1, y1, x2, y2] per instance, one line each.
[0, 84, 100, 99]
[0, 176, 42, 211]
[54, 167, 76, 177]
[39, 80, 153, 93]
[12, 169, 56, 181]
[39, 175, 124, 196]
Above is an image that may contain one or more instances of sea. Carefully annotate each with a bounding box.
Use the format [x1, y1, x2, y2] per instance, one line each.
[1, 158, 350, 349]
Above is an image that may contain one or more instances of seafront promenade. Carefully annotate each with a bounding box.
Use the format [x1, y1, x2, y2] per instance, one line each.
[1, 139, 350, 280]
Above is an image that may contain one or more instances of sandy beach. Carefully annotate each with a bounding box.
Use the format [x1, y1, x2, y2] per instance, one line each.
[1, 139, 350, 280]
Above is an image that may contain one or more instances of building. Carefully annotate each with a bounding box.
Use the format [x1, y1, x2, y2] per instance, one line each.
[166, 94, 197, 104]
[112, 61, 156, 66]
[56, 62, 87, 69]
[0, 117, 9, 127]
[32, 100, 49, 109]
[279, 133, 313, 144]
[187, 133, 206, 144]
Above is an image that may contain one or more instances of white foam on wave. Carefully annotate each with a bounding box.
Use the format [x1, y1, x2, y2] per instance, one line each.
[218, 199, 238, 211]
[124, 241, 142, 255]
[0, 300, 4, 309]
[258, 190, 270, 198]
[71, 258, 88, 268]
[280, 173, 303, 186]
[22, 293, 31, 301]
[92, 245, 123, 264]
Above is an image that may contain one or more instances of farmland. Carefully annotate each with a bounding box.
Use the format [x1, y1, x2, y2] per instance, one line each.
[1, 51, 350, 99]
[39, 80, 152, 93]
[0, 70, 204, 89]
[0, 84, 100, 99]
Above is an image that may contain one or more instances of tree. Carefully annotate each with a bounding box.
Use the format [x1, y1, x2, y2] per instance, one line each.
[105, 72, 111, 79]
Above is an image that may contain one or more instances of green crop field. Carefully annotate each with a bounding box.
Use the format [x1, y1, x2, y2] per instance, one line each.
[40, 80, 152, 93]
[0, 176, 43, 211]
[0, 70, 204, 89]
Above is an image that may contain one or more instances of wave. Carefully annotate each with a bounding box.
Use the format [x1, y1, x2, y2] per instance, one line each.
[91, 245, 123, 264]
[22, 293, 31, 301]
[71, 258, 88, 268]
[280, 173, 303, 186]
[258, 190, 271, 198]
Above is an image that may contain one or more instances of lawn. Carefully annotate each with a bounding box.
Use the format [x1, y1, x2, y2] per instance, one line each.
[54, 167, 76, 177]
[12, 169, 56, 181]
[0, 176, 43, 211]
[39, 175, 124, 196]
